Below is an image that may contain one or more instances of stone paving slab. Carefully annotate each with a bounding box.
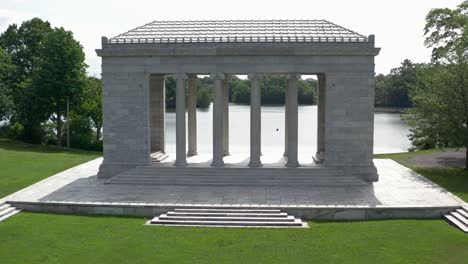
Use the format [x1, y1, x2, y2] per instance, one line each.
[3, 158, 462, 209]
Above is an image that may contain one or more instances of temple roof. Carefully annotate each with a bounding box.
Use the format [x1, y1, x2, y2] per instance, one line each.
[108, 19, 369, 44]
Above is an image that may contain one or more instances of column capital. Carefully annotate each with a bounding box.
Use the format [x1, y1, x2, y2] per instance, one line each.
[210, 73, 225, 80]
[247, 73, 264, 81]
[174, 73, 188, 80]
[287, 73, 301, 80]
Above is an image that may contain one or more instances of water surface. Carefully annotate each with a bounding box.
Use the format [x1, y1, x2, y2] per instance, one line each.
[164, 104, 411, 155]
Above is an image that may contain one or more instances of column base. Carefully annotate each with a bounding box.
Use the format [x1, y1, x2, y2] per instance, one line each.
[174, 160, 188, 166]
[285, 161, 299, 167]
[223, 151, 230, 156]
[187, 151, 198, 157]
[211, 159, 224, 167]
[248, 161, 262, 167]
[313, 152, 324, 164]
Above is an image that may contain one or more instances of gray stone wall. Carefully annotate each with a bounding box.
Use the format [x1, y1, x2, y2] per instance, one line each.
[150, 74, 165, 153]
[98, 63, 151, 178]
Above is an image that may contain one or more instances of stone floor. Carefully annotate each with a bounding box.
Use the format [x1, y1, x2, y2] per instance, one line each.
[2, 158, 462, 208]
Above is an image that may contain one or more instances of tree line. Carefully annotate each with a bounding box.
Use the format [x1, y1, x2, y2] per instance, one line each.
[164, 75, 318, 108]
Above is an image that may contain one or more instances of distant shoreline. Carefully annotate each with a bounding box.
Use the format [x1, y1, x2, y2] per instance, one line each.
[374, 107, 406, 113]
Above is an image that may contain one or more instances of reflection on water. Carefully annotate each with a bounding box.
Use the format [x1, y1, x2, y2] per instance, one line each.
[164, 104, 411, 155]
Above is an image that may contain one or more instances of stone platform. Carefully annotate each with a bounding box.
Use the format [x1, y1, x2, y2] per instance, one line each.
[2, 158, 463, 220]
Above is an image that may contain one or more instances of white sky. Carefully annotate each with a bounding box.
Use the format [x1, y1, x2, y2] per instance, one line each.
[0, 0, 461, 76]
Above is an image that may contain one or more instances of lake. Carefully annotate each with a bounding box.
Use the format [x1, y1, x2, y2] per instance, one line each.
[164, 104, 411, 155]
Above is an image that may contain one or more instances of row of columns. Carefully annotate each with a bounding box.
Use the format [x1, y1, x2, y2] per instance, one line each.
[171, 73, 309, 167]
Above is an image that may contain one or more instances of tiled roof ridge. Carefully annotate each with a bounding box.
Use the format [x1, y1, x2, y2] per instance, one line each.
[108, 19, 369, 44]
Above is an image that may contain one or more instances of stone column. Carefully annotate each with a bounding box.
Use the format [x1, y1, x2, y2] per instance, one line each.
[248, 73, 263, 167]
[211, 73, 225, 166]
[150, 74, 166, 153]
[314, 74, 326, 163]
[284, 79, 289, 156]
[174, 73, 187, 166]
[286, 73, 300, 167]
[222, 75, 230, 156]
[187, 75, 197, 156]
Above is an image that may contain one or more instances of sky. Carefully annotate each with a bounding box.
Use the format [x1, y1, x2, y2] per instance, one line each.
[0, 0, 462, 77]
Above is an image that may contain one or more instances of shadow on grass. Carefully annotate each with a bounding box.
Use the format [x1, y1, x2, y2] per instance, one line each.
[0, 138, 101, 157]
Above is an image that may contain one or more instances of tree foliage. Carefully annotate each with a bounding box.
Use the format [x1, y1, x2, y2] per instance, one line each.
[375, 60, 429, 108]
[0, 47, 14, 120]
[35, 27, 87, 147]
[82, 77, 103, 143]
[404, 1, 468, 169]
[0, 18, 53, 142]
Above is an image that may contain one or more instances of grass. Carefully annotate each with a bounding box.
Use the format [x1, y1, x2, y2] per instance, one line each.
[0, 139, 467, 263]
[0, 212, 467, 264]
[0, 138, 100, 197]
[376, 150, 468, 202]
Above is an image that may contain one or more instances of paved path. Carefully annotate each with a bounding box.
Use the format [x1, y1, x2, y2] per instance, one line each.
[409, 150, 466, 168]
[3, 158, 462, 208]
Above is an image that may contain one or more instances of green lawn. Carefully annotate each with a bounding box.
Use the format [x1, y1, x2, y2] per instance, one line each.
[376, 150, 468, 202]
[0, 213, 466, 264]
[0, 140, 467, 263]
[0, 138, 100, 197]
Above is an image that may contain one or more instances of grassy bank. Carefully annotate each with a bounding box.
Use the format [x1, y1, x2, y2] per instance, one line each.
[0, 138, 100, 197]
[0, 140, 467, 263]
[0, 212, 467, 264]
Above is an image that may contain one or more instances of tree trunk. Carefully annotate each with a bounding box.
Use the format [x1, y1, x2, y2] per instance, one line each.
[56, 113, 62, 147]
[96, 125, 101, 143]
[465, 147, 468, 171]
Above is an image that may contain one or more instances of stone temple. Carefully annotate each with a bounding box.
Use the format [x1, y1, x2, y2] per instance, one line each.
[5, 20, 463, 226]
[96, 19, 381, 185]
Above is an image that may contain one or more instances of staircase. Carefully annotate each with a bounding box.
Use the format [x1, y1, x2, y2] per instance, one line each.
[149, 208, 306, 227]
[444, 204, 468, 233]
[151, 151, 169, 163]
[105, 165, 368, 187]
[0, 201, 20, 222]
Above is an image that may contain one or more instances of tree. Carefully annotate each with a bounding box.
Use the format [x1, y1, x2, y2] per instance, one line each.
[0, 47, 14, 120]
[0, 18, 53, 142]
[35, 27, 87, 147]
[82, 77, 102, 142]
[197, 88, 211, 108]
[405, 1, 468, 169]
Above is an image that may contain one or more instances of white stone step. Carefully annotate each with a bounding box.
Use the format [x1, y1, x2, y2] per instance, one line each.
[456, 209, 468, 219]
[0, 206, 16, 218]
[158, 214, 294, 222]
[167, 211, 287, 217]
[462, 204, 468, 212]
[0, 209, 20, 222]
[0, 203, 10, 212]
[150, 217, 304, 227]
[174, 208, 281, 213]
[444, 214, 468, 233]
[109, 177, 362, 183]
[107, 180, 366, 187]
[451, 212, 468, 226]
[132, 170, 343, 176]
